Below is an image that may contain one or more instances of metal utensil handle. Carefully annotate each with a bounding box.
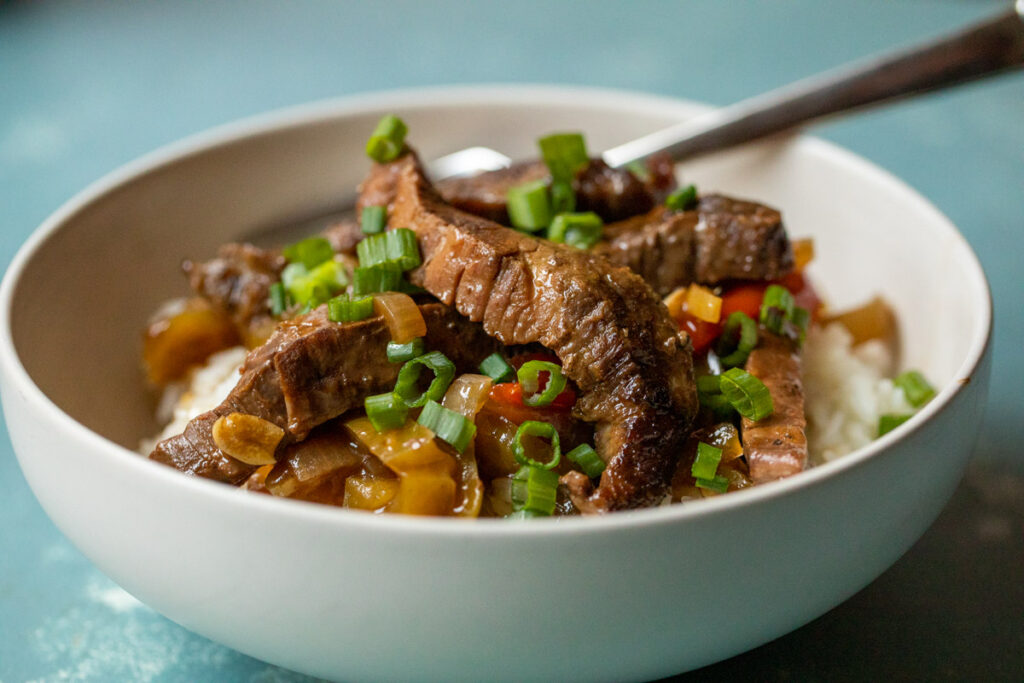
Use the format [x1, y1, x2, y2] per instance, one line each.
[603, 7, 1024, 168]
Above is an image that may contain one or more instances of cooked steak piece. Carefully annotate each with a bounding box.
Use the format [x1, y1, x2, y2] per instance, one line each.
[436, 161, 548, 224]
[740, 330, 807, 483]
[434, 155, 676, 226]
[365, 151, 698, 511]
[595, 196, 794, 295]
[149, 303, 498, 484]
[184, 243, 285, 342]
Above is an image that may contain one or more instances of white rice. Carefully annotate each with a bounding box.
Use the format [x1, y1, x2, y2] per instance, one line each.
[139, 346, 248, 453]
[143, 323, 912, 469]
[803, 322, 913, 464]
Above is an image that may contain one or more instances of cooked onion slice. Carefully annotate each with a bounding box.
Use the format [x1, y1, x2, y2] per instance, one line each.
[792, 238, 815, 271]
[442, 374, 493, 419]
[441, 374, 493, 517]
[373, 292, 426, 343]
[212, 413, 284, 466]
[825, 296, 897, 347]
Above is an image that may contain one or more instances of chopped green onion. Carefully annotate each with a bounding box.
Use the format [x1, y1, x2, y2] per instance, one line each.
[365, 114, 408, 163]
[696, 374, 722, 395]
[788, 306, 811, 346]
[565, 444, 605, 478]
[517, 360, 568, 407]
[364, 392, 409, 432]
[549, 180, 576, 215]
[352, 262, 404, 296]
[361, 205, 386, 235]
[417, 399, 476, 453]
[547, 212, 604, 249]
[894, 370, 935, 408]
[282, 236, 334, 270]
[538, 132, 589, 183]
[665, 184, 698, 211]
[760, 284, 795, 335]
[507, 179, 553, 232]
[394, 351, 456, 408]
[478, 352, 515, 384]
[283, 259, 347, 308]
[385, 229, 421, 270]
[720, 367, 774, 421]
[510, 465, 560, 517]
[716, 312, 758, 367]
[691, 442, 723, 480]
[356, 228, 421, 272]
[512, 421, 561, 470]
[699, 391, 736, 420]
[387, 338, 424, 363]
[268, 282, 289, 316]
[878, 413, 912, 436]
[328, 293, 374, 323]
[695, 474, 730, 493]
[281, 261, 308, 289]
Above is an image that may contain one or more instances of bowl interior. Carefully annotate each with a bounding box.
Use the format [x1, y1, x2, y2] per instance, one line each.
[5, 87, 988, 457]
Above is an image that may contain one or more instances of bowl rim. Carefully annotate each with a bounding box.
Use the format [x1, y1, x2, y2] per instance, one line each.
[0, 83, 993, 537]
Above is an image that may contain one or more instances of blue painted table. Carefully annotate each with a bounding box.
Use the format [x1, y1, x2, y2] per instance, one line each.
[2, 2, 1021, 680]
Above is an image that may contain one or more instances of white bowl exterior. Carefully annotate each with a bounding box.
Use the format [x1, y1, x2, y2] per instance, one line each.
[0, 86, 992, 681]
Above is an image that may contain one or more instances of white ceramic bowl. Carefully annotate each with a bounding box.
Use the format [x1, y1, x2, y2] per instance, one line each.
[0, 86, 991, 682]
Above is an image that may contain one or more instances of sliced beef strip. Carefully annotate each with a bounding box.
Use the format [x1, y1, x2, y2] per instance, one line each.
[594, 196, 794, 296]
[365, 151, 698, 511]
[740, 329, 807, 483]
[149, 302, 499, 484]
[185, 220, 363, 342]
[183, 243, 286, 341]
[434, 154, 676, 226]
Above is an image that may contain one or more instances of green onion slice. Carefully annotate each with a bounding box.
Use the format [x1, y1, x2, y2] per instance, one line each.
[878, 413, 912, 436]
[665, 184, 698, 212]
[517, 360, 568, 407]
[328, 294, 374, 323]
[355, 228, 421, 272]
[283, 236, 334, 270]
[695, 474, 729, 493]
[269, 282, 289, 316]
[760, 284, 795, 335]
[352, 262, 404, 296]
[538, 132, 589, 183]
[364, 392, 409, 433]
[394, 351, 456, 408]
[387, 338, 425, 364]
[691, 442, 723, 480]
[510, 465, 560, 517]
[417, 399, 477, 454]
[893, 370, 935, 408]
[716, 312, 758, 367]
[365, 114, 408, 163]
[565, 444, 605, 478]
[720, 367, 774, 421]
[512, 421, 561, 470]
[283, 259, 347, 308]
[478, 352, 515, 384]
[361, 205, 386, 235]
[549, 180, 576, 215]
[547, 212, 604, 249]
[696, 374, 722, 395]
[507, 179, 553, 232]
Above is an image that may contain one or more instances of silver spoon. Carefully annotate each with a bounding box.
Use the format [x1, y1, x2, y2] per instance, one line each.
[251, 4, 1024, 245]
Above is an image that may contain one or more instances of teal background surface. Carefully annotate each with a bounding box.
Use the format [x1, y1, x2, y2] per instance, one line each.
[1, 1, 1021, 680]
